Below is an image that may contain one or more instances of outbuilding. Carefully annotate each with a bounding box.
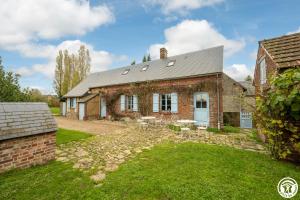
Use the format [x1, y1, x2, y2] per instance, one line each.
[0, 103, 57, 173]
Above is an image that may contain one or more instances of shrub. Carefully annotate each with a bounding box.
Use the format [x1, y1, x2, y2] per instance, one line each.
[223, 126, 240, 133]
[256, 68, 300, 161]
[168, 124, 181, 132]
[206, 127, 221, 133]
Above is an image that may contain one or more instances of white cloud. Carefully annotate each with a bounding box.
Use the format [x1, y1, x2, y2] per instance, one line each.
[15, 66, 35, 77]
[224, 64, 253, 81]
[16, 40, 127, 78]
[149, 20, 245, 59]
[0, 0, 114, 50]
[145, 0, 224, 15]
[287, 27, 300, 35]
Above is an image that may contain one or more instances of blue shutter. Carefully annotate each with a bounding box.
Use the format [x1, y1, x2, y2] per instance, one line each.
[133, 95, 138, 111]
[74, 98, 77, 112]
[120, 95, 125, 111]
[67, 98, 70, 111]
[153, 93, 159, 112]
[171, 93, 178, 113]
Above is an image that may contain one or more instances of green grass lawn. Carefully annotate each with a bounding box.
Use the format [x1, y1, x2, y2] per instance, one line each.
[56, 128, 92, 145]
[1, 143, 299, 200]
[50, 107, 60, 115]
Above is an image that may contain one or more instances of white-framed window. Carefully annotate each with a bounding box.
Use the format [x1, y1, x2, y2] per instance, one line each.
[161, 94, 171, 111]
[120, 95, 138, 112]
[127, 95, 134, 110]
[260, 58, 266, 84]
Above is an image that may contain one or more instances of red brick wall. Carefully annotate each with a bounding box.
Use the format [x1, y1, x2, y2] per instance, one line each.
[253, 45, 278, 96]
[0, 132, 56, 173]
[91, 74, 223, 128]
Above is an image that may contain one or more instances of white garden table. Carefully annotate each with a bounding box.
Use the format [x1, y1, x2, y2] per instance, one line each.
[141, 116, 156, 120]
[176, 119, 197, 125]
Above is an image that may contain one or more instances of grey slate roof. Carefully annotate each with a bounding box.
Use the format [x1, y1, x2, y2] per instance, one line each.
[239, 81, 255, 96]
[0, 103, 57, 141]
[65, 46, 224, 97]
[78, 93, 98, 103]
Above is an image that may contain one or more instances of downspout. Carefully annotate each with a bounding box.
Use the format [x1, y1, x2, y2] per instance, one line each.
[217, 73, 220, 130]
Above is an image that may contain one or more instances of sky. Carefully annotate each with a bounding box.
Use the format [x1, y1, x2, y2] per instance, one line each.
[1, 0, 300, 94]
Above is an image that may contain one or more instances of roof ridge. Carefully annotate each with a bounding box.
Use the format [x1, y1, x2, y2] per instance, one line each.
[88, 45, 224, 76]
[259, 32, 300, 43]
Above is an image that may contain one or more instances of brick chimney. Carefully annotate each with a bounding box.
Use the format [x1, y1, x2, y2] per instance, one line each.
[160, 47, 168, 59]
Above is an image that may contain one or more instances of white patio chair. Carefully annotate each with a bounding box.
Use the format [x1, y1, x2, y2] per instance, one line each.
[155, 114, 165, 127]
[197, 122, 208, 130]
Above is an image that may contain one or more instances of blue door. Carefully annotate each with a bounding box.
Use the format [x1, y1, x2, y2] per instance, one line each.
[100, 97, 106, 118]
[240, 112, 253, 128]
[194, 92, 209, 126]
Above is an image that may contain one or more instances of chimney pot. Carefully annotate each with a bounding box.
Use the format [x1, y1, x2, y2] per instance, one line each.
[160, 48, 168, 59]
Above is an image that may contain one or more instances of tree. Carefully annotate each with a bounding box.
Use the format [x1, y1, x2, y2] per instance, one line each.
[54, 45, 91, 98]
[77, 45, 91, 82]
[245, 75, 252, 82]
[147, 54, 151, 61]
[142, 55, 147, 63]
[131, 60, 136, 65]
[28, 89, 47, 102]
[53, 50, 64, 99]
[0, 57, 31, 101]
[61, 50, 71, 96]
[256, 68, 300, 161]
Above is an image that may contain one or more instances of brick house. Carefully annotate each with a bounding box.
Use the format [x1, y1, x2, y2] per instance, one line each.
[253, 32, 300, 96]
[0, 103, 57, 173]
[63, 46, 250, 128]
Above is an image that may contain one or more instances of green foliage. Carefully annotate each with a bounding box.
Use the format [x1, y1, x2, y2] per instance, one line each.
[1, 143, 300, 199]
[0, 57, 31, 102]
[256, 68, 300, 160]
[206, 127, 221, 133]
[245, 75, 253, 81]
[56, 128, 92, 145]
[168, 124, 181, 132]
[147, 54, 151, 61]
[131, 60, 136, 65]
[223, 125, 240, 133]
[142, 55, 147, 63]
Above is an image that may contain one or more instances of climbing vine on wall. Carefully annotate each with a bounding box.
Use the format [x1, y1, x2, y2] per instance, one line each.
[100, 79, 219, 119]
[256, 67, 300, 162]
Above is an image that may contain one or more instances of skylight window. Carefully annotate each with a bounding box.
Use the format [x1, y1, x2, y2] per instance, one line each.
[141, 65, 149, 71]
[122, 69, 130, 75]
[167, 60, 175, 67]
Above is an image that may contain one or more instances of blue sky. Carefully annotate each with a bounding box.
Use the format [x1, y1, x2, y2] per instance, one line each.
[1, 0, 300, 94]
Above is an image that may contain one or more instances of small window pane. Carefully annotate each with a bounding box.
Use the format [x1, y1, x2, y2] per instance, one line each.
[202, 99, 207, 108]
[196, 101, 201, 108]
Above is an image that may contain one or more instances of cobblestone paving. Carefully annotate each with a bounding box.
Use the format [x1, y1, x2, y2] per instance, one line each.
[56, 121, 266, 183]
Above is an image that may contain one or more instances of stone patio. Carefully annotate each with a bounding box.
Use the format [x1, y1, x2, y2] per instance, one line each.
[55, 120, 266, 183]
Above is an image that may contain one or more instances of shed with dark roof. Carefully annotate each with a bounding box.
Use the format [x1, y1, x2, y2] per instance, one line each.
[0, 103, 57, 173]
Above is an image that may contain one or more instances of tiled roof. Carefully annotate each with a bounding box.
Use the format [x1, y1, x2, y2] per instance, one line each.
[0, 103, 57, 141]
[64, 46, 223, 97]
[260, 32, 300, 68]
[239, 81, 255, 96]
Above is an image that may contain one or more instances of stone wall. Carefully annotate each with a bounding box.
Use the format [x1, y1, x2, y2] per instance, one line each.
[222, 74, 244, 113]
[0, 132, 56, 173]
